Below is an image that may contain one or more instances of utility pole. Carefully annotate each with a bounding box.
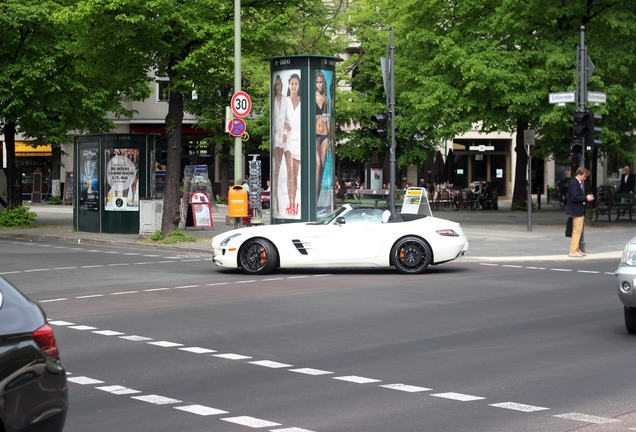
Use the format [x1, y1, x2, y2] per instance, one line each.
[234, 0, 242, 185]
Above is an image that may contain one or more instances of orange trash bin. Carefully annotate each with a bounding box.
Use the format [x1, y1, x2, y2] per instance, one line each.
[228, 185, 248, 218]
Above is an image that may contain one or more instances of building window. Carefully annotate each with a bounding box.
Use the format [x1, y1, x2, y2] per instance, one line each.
[157, 80, 170, 102]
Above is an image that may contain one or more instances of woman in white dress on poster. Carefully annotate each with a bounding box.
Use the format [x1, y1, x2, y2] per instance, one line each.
[283, 73, 301, 216]
[271, 74, 287, 215]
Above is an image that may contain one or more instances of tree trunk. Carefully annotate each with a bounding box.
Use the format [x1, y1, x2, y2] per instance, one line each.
[511, 119, 529, 208]
[2, 121, 19, 208]
[161, 88, 184, 238]
[220, 157, 229, 200]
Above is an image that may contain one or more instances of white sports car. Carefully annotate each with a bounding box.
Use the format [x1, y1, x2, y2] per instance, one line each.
[212, 204, 469, 275]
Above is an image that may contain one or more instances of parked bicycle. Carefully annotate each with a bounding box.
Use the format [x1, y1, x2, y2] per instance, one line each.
[547, 185, 567, 209]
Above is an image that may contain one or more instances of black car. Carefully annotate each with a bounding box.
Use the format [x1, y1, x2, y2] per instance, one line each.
[0, 277, 67, 432]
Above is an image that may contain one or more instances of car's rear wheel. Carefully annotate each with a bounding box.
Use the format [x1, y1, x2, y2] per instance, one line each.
[391, 236, 432, 274]
[625, 307, 636, 334]
[238, 238, 278, 275]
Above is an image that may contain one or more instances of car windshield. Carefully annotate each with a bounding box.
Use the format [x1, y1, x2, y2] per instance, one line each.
[312, 206, 348, 225]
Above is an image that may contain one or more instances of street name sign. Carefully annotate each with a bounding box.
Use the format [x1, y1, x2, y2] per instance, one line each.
[549, 92, 575, 105]
[587, 91, 607, 104]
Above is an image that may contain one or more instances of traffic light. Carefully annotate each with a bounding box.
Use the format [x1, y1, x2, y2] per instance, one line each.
[585, 112, 602, 150]
[370, 110, 389, 141]
[571, 110, 586, 154]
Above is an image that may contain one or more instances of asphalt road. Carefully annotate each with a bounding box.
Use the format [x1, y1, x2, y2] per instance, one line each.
[2, 237, 634, 432]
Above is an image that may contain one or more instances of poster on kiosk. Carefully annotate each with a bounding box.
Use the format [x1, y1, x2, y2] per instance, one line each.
[266, 55, 342, 223]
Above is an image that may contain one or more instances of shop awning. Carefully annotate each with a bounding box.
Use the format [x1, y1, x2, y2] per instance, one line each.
[15, 141, 52, 157]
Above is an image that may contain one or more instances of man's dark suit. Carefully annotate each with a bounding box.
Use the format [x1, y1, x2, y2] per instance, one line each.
[566, 178, 586, 217]
[619, 172, 635, 194]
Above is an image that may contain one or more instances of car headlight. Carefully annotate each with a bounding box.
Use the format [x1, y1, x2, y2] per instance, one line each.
[220, 233, 242, 246]
[622, 243, 636, 266]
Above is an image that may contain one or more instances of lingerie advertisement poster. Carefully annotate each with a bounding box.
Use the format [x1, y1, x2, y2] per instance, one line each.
[314, 68, 335, 218]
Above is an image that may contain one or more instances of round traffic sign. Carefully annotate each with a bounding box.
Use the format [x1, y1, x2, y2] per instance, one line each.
[231, 91, 251, 118]
[228, 118, 246, 137]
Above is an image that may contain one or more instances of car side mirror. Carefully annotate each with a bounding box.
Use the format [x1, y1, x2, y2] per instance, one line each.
[335, 216, 346, 225]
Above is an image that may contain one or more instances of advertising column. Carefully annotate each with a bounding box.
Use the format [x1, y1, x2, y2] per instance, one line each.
[267, 55, 341, 223]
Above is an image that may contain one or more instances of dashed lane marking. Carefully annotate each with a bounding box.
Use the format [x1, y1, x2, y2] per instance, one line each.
[55, 321, 631, 430]
[490, 402, 549, 412]
[68, 374, 306, 430]
[431, 392, 486, 402]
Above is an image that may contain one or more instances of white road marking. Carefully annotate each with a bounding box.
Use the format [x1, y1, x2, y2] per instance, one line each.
[132, 394, 182, 405]
[76, 294, 104, 299]
[24, 268, 49, 272]
[578, 270, 600, 274]
[380, 383, 431, 393]
[333, 375, 381, 384]
[221, 416, 281, 428]
[107, 263, 129, 266]
[81, 265, 104, 268]
[49, 320, 75, 326]
[120, 335, 153, 341]
[147, 341, 184, 348]
[550, 268, 573, 272]
[40, 298, 68, 303]
[431, 392, 485, 401]
[490, 402, 549, 412]
[174, 405, 228, 416]
[54, 267, 77, 270]
[93, 330, 125, 336]
[174, 285, 200, 289]
[289, 368, 333, 376]
[214, 353, 252, 360]
[250, 360, 293, 368]
[67, 376, 104, 385]
[144, 288, 170, 292]
[554, 413, 618, 424]
[96, 385, 141, 395]
[271, 428, 316, 432]
[111, 291, 139, 295]
[179, 347, 217, 354]
[69, 325, 97, 330]
[502, 265, 523, 268]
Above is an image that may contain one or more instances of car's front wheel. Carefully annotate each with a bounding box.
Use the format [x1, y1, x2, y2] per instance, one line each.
[625, 307, 636, 334]
[391, 236, 432, 274]
[238, 238, 278, 275]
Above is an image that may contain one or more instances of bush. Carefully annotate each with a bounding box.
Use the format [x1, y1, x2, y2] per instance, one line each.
[46, 196, 63, 205]
[150, 230, 162, 241]
[0, 205, 37, 227]
[163, 228, 196, 244]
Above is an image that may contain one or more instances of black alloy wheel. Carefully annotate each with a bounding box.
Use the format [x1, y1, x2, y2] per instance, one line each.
[238, 238, 278, 275]
[391, 236, 432, 274]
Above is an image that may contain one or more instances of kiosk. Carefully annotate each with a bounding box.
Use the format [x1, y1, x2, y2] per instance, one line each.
[74, 134, 155, 234]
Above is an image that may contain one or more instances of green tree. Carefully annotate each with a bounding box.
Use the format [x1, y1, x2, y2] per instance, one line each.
[0, 0, 138, 207]
[391, 0, 636, 206]
[343, 0, 636, 205]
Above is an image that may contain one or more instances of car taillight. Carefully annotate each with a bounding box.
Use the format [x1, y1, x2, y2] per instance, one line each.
[32, 323, 59, 357]
[436, 229, 459, 237]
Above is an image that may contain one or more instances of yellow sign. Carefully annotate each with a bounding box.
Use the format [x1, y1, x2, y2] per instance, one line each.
[242, 132, 249, 141]
[14, 142, 52, 157]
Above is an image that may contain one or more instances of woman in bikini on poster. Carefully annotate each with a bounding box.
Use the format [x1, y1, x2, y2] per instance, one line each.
[315, 70, 330, 201]
[282, 73, 301, 216]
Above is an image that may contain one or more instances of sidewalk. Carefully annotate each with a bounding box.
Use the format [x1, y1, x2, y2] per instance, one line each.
[1, 201, 634, 262]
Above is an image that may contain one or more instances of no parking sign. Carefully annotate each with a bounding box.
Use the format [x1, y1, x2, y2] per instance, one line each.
[228, 118, 246, 137]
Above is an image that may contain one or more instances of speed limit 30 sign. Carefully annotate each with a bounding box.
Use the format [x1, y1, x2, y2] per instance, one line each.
[231, 91, 251, 118]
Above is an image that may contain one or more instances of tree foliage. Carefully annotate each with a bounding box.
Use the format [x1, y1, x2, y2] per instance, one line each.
[342, 0, 636, 204]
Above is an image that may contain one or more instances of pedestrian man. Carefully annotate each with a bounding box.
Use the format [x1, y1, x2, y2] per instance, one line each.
[619, 165, 635, 194]
[566, 167, 594, 258]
